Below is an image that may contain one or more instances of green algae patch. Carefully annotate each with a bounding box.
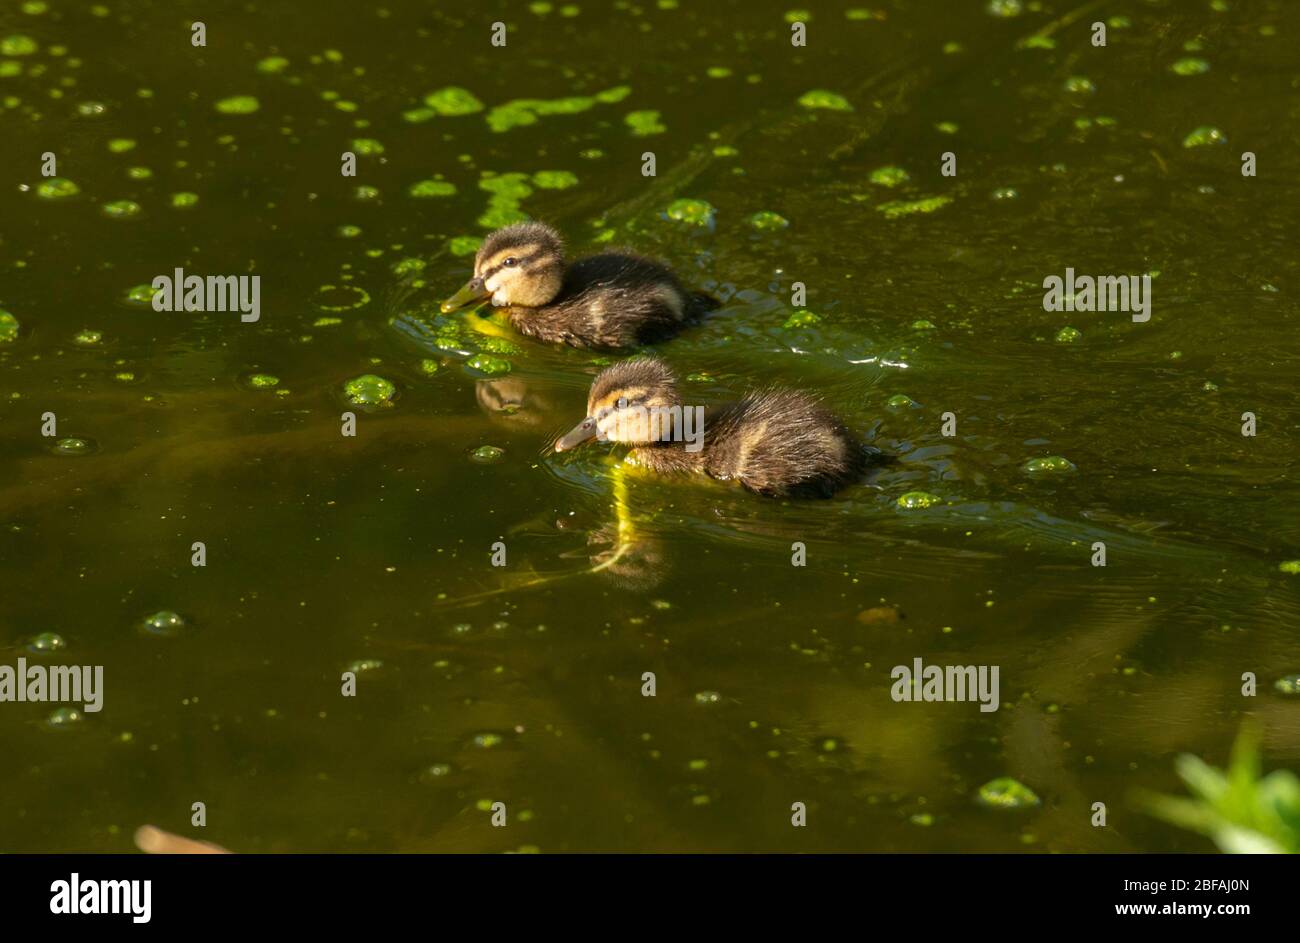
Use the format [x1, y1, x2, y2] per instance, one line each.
[171, 192, 199, 208]
[877, 196, 952, 219]
[1170, 58, 1210, 76]
[215, 95, 260, 114]
[798, 89, 852, 111]
[243, 373, 281, 390]
[470, 445, 505, 464]
[1183, 125, 1226, 148]
[342, 374, 397, 408]
[869, 166, 910, 188]
[140, 610, 188, 638]
[1, 35, 39, 56]
[977, 778, 1040, 809]
[1278, 560, 1300, 575]
[465, 354, 512, 376]
[423, 86, 484, 116]
[1055, 326, 1082, 343]
[625, 110, 666, 135]
[486, 86, 629, 132]
[0, 309, 19, 343]
[664, 198, 715, 228]
[408, 178, 457, 198]
[314, 284, 370, 312]
[897, 491, 942, 509]
[886, 394, 917, 408]
[749, 211, 789, 231]
[28, 632, 65, 654]
[351, 137, 384, 156]
[101, 200, 141, 218]
[1274, 675, 1300, 696]
[1063, 75, 1096, 95]
[449, 235, 483, 256]
[107, 138, 136, 153]
[72, 329, 102, 346]
[1022, 455, 1076, 475]
[532, 170, 579, 190]
[257, 55, 290, 74]
[783, 310, 820, 328]
[478, 336, 522, 355]
[37, 178, 79, 199]
[478, 172, 533, 227]
[51, 437, 96, 457]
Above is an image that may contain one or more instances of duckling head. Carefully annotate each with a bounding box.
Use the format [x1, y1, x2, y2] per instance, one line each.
[441, 222, 566, 313]
[555, 357, 682, 452]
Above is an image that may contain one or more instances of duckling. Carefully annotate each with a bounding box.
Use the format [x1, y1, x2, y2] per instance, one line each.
[554, 357, 865, 498]
[440, 222, 717, 349]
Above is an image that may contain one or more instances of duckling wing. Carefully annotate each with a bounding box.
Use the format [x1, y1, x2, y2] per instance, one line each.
[706, 390, 861, 498]
[556, 253, 700, 347]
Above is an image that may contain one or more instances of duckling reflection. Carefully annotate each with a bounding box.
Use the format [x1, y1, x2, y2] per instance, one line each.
[555, 357, 868, 498]
[441, 222, 718, 349]
[474, 376, 559, 429]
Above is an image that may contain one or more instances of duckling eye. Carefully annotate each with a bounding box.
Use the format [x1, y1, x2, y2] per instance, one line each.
[503, 257, 519, 267]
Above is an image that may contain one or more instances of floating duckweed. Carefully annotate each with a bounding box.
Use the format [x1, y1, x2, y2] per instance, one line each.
[351, 137, 384, 155]
[243, 373, 281, 390]
[312, 316, 342, 327]
[664, 198, 715, 227]
[423, 86, 484, 116]
[478, 336, 522, 355]
[912, 319, 936, 330]
[402, 107, 436, 123]
[0, 35, 39, 56]
[783, 310, 820, 328]
[127, 166, 152, 180]
[354, 185, 380, 201]
[748, 211, 789, 230]
[470, 445, 505, 464]
[256, 55, 290, 74]
[391, 257, 426, 277]
[531, 170, 579, 189]
[407, 179, 457, 198]
[991, 187, 1018, 200]
[465, 354, 512, 376]
[23, 2, 49, 14]
[343, 374, 397, 407]
[1055, 326, 1082, 343]
[419, 358, 439, 376]
[0, 61, 21, 78]
[28, 632, 65, 654]
[107, 138, 136, 153]
[911, 813, 935, 826]
[935, 121, 959, 134]
[625, 110, 666, 135]
[797, 89, 853, 111]
[486, 86, 629, 132]
[472, 732, 505, 749]
[0, 309, 18, 343]
[1019, 35, 1056, 50]
[171, 191, 199, 208]
[694, 691, 721, 706]
[1063, 75, 1096, 94]
[336, 224, 362, 238]
[140, 610, 187, 637]
[37, 177, 79, 199]
[897, 491, 941, 509]
[1278, 560, 1300, 574]
[706, 66, 732, 78]
[101, 199, 141, 218]
[1022, 455, 1076, 475]
[869, 166, 910, 187]
[448, 235, 482, 256]
[886, 394, 917, 408]
[877, 196, 952, 218]
[76, 101, 106, 116]
[215, 95, 260, 114]
[46, 707, 83, 728]
[1183, 125, 1226, 148]
[1170, 58, 1210, 76]
[72, 329, 103, 346]
[124, 283, 155, 306]
[977, 777, 1040, 809]
[313, 284, 370, 311]
[51, 437, 96, 456]
[1274, 675, 1300, 696]
[986, 0, 1023, 16]
[345, 659, 383, 674]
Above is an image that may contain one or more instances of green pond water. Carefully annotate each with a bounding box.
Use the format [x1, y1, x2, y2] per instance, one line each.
[2, 0, 1298, 852]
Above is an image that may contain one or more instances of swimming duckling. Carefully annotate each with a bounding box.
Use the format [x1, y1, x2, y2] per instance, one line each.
[554, 357, 864, 498]
[440, 222, 717, 349]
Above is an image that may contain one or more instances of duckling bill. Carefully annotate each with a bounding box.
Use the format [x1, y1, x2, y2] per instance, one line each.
[555, 357, 866, 498]
[441, 222, 718, 350]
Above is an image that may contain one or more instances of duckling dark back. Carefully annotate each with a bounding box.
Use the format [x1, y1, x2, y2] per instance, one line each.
[703, 389, 863, 498]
